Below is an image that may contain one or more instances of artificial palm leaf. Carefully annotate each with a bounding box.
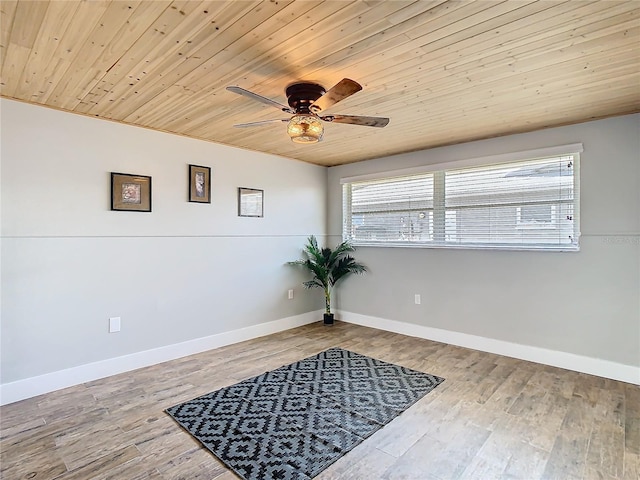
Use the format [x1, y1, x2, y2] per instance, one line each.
[288, 236, 367, 315]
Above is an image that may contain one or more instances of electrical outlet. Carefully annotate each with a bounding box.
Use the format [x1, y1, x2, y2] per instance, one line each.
[109, 317, 121, 333]
[288, 289, 294, 300]
[414, 294, 421, 305]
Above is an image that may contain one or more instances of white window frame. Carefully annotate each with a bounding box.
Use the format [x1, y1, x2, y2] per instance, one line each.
[341, 144, 582, 252]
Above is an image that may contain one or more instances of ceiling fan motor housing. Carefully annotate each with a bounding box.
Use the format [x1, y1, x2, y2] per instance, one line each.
[285, 82, 326, 114]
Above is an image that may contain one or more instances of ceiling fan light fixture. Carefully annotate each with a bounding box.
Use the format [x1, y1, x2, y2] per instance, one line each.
[287, 114, 324, 144]
[228, 79, 388, 142]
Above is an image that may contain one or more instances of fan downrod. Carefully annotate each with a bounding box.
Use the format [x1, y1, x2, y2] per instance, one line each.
[285, 82, 325, 114]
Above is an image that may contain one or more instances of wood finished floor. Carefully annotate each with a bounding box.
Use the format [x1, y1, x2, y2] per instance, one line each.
[1, 321, 638, 480]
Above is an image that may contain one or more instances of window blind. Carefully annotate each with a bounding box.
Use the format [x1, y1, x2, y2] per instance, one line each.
[343, 153, 580, 251]
[344, 174, 434, 244]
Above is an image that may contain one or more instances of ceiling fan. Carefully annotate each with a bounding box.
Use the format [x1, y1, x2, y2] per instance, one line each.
[226, 78, 389, 144]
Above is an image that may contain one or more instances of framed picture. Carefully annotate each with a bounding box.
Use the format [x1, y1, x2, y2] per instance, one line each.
[238, 187, 263, 217]
[111, 172, 152, 212]
[189, 164, 211, 203]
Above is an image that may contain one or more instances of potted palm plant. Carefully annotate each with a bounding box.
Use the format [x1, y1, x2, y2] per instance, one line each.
[288, 235, 367, 325]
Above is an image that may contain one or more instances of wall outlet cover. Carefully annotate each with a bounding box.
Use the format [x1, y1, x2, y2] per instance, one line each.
[109, 317, 121, 333]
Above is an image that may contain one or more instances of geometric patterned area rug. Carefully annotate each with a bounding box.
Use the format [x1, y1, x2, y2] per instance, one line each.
[166, 347, 444, 480]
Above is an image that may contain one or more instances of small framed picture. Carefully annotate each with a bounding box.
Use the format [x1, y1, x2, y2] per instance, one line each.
[189, 164, 211, 203]
[238, 187, 263, 217]
[111, 172, 152, 212]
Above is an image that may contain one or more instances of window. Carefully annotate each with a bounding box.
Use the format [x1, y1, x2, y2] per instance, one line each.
[342, 147, 580, 251]
[345, 174, 434, 243]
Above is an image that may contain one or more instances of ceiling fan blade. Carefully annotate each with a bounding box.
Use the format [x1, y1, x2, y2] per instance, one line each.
[309, 78, 362, 113]
[233, 119, 289, 128]
[226, 86, 294, 114]
[322, 114, 389, 128]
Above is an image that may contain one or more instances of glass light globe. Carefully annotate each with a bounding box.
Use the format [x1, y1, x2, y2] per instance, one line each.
[287, 115, 324, 144]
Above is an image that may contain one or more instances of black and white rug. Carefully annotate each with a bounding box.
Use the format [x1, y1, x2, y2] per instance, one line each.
[166, 347, 444, 480]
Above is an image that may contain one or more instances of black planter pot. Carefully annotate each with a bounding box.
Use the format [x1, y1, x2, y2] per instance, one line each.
[323, 313, 334, 325]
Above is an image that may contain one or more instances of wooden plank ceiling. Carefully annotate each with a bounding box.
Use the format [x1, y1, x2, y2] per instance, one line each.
[1, 0, 639, 167]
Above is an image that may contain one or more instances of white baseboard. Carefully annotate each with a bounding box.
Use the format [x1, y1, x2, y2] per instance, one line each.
[337, 311, 640, 385]
[4, 309, 636, 405]
[0, 311, 322, 406]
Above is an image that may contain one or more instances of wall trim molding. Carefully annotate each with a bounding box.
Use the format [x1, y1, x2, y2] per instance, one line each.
[0, 311, 322, 406]
[337, 311, 640, 385]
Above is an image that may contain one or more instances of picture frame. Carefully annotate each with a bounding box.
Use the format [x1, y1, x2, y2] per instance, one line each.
[111, 172, 152, 212]
[238, 187, 263, 217]
[189, 164, 211, 203]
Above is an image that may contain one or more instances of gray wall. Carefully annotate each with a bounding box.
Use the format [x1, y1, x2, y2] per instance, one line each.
[2, 99, 637, 387]
[1, 99, 326, 383]
[328, 114, 640, 368]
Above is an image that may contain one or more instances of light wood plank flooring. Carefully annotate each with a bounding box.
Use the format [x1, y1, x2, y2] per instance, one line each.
[1, 321, 638, 480]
